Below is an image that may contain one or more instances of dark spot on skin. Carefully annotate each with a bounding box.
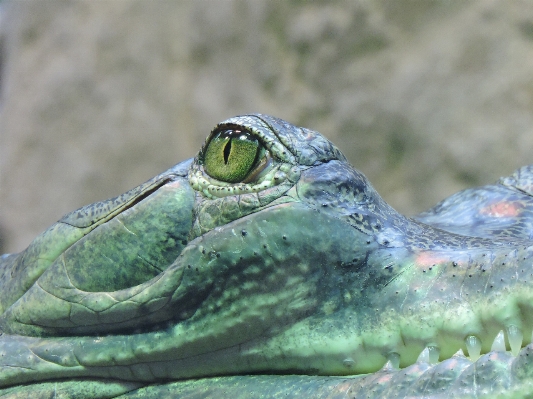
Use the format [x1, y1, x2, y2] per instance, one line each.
[263, 244, 267, 249]
[188, 265, 191, 269]
[202, 249, 206, 255]
[282, 235, 287, 240]
[469, 275, 472, 277]
[453, 262, 458, 267]
[241, 230, 247, 237]
[216, 253, 220, 258]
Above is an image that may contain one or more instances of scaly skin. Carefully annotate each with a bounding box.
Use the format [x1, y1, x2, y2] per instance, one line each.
[1, 114, 533, 398]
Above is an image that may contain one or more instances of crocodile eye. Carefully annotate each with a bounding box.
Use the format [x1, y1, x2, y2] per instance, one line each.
[204, 127, 262, 183]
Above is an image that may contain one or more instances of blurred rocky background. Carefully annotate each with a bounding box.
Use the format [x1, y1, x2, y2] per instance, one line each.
[1, 0, 533, 253]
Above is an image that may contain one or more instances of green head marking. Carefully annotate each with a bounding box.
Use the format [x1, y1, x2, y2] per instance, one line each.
[203, 125, 262, 183]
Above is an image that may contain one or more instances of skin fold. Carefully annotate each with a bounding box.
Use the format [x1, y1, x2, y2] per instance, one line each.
[1, 114, 533, 398]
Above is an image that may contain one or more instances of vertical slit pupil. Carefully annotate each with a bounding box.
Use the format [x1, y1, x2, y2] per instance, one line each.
[223, 139, 232, 165]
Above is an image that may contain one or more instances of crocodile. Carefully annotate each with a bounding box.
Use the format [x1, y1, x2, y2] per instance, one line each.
[1, 114, 533, 398]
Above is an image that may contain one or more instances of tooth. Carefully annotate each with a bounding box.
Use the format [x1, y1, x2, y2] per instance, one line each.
[380, 360, 395, 371]
[465, 335, 481, 361]
[417, 347, 430, 363]
[386, 352, 400, 369]
[452, 348, 467, 358]
[491, 330, 506, 352]
[428, 345, 440, 363]
[507, 325, 523, 356]
[416, 345, 438, 364]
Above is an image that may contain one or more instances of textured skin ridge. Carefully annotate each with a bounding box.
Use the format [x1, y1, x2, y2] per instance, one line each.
[116, 345, 533, 398]
[1, 114, 533, 398]
[2, 346, 532, 398]
[188, 345, 531, 399]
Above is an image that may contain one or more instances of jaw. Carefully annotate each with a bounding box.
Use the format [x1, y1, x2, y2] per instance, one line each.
[252, 243, 533, 376]
[0, 203, 364, 386]
[2, 199, 532, 388]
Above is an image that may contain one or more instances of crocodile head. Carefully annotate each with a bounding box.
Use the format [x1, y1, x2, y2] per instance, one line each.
[1, 114, 533, 398]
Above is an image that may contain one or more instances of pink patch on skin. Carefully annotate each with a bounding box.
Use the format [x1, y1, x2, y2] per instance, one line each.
[480, 201, 522, 218]
[415, 252, 450, 267]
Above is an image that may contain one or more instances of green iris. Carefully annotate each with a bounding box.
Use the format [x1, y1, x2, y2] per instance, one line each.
[204, 127, 261, 183]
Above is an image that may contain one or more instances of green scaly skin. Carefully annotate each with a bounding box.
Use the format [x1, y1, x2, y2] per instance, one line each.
[1, 114, 533, 398]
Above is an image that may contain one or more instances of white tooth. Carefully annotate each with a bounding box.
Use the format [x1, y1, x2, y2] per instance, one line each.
[465, 335, 481, 361]
[386, 352, 400, 369]
[452, 348, 467, 358]
[507, 325, 523, 356]
[417, 347, 430, 363]
[380, 360, 395, 371]
[428, 345, 440, 363]
[491, 330, 506, 352]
